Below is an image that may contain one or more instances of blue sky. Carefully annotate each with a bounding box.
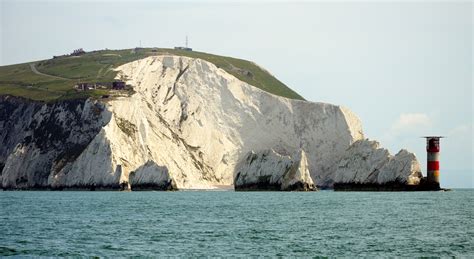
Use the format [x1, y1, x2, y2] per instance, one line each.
[1, 0, 472, 187]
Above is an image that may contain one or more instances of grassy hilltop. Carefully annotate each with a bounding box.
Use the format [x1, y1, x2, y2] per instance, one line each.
[0, 48, 304, 102]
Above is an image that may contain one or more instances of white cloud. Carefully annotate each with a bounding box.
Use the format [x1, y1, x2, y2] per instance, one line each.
[378, 113, 433, 157]
[444, 123, 474, 170]
[390, 113, 432, 135]
[447, 123, 473, 138]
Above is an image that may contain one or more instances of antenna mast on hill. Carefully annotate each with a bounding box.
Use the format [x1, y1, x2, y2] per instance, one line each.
[186, 35, 188, 49]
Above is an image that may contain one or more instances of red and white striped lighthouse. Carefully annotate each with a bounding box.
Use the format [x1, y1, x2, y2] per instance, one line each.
[424, 136, 444, 185]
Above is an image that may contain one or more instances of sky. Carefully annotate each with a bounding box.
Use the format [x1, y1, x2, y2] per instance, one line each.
[1, 0, 472, 187]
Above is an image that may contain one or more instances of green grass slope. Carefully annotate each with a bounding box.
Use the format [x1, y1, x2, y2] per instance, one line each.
[0, 48, 304, 101]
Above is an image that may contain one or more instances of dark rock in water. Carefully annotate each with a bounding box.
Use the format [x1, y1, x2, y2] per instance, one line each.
[120, 181, 130, 191]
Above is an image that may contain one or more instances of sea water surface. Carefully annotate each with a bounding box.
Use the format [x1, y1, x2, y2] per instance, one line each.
[1, 189, 473, 257]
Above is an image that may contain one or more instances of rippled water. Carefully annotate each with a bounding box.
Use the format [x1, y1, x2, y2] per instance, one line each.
[1, 190, 472, 257]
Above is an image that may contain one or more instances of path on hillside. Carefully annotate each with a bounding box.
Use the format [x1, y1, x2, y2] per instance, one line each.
[30, 63, 70, 80]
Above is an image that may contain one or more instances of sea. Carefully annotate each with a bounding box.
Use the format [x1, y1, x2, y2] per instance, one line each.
[1, 189, 472, 257]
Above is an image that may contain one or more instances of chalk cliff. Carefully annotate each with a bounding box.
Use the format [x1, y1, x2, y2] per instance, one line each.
[0, 55, 423, 190]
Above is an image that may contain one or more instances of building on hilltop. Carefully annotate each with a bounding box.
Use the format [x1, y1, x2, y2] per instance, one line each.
[53, 54, 67, 59]
[53, 48, 86, 58]
[75, 83, 89, 91]
[174, 46, 192, 51]
[174, 35, 192, 51]
[112, 81, 126, 90]
[71, 48, 86, 56]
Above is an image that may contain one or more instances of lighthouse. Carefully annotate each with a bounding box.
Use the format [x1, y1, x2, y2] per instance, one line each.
[424, 136, 444, 187]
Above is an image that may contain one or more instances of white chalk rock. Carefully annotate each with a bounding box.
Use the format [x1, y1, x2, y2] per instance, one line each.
[129, 161, 176, 190]
[2, 144, 48, 189]
[334, 140, 390, 184]
[334, 139, 423, 185]
[378, 149, 423, 185]
[234, 149, 316, 191]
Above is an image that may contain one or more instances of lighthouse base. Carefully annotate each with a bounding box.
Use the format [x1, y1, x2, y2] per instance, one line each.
[334, 178, 447, 192]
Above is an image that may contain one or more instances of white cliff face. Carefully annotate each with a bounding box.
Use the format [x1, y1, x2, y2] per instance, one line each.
[58, 55, 364, 189]
[334, 139, 423, 185]
[0, 55, 423, 190]
[234, 149, 315, 191]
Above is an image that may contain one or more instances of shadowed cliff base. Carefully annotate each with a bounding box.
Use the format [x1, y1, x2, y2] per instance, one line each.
[235, 181, 316, 191]
[128, 180, 177, 191]
[2, 182, 178, 191]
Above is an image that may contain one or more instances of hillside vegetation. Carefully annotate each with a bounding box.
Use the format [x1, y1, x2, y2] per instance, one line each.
[0, 48, 304, 101]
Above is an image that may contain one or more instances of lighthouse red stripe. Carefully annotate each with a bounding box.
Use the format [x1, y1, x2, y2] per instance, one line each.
[428, 161, 439, 170]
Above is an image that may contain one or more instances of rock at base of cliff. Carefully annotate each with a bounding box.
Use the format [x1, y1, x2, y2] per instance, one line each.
[129, 160, 177, 191]
[333, 139, 434, 191]
[234, 149, 316, 191]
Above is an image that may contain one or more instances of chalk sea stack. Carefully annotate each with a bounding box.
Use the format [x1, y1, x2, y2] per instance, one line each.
[234, 149, 316, 191]
[0, 50, 439, 191]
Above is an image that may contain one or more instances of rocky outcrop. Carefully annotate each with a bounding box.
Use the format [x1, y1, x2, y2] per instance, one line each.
[378, 149, 423, 185]
[333, 139, 424, 190]
[334, 140, 391, 184]
[234, 149, 316, 191]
